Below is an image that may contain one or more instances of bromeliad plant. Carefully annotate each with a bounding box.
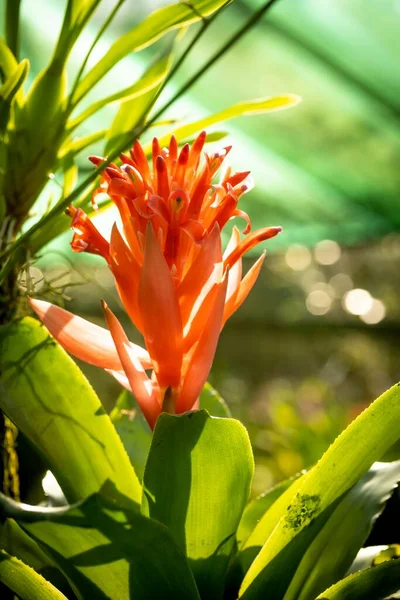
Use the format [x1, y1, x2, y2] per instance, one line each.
[1, 1, 400, 600]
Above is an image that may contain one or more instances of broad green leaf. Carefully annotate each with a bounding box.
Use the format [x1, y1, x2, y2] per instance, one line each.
[142, 410, 254, 600]
[110, 390, 152, 481]
[67, 56, 173, 132]
[0, 317, 141, 506]
[285, 461, 400, 600]
[237, 474, 303, 549]
[239, 382, 400, 599]
[0, 519, 74, 597]
[143, 95, 302, 153]
[0, 549, 67, 600]
[0, 483, 201, 600]
[199, 382, 231, 417]
[316, 560, 400, 600]
[72, 0, 231, 106]
[104, 53, 172, 154]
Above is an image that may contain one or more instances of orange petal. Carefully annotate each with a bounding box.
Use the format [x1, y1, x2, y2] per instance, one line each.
[109, 224, 143, 333]
[176, 273, 228, 413]
[222, 251, 266, 326]
[224, 226, 282, 269]
[103, 301, 160, 429]
[29, 298, 151, 370]
[139, 224, 183, 389]
[178, 223, 222, 326]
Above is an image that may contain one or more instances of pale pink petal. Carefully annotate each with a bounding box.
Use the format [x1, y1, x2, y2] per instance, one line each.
[103, 301, 160, 429]
[223, 227, 242, 306]
[29, 298, 151, 370]
[106, 369, 132, 391]
[222, 251, 266, 326]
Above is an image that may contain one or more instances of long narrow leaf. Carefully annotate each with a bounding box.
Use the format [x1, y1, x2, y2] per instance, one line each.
[71, 0, 231, 106]
[239, 382, 400, 598]
[0, 549, 67, 600]
[143, 95, 301, 153]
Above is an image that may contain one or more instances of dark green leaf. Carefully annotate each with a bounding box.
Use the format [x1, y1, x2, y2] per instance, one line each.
[110, 390, 152, 481]
[0, 483, 200, 600]
[316, 560, 400, 600]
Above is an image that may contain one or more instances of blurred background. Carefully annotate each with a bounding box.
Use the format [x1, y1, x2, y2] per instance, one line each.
[7, 0, 400, 495]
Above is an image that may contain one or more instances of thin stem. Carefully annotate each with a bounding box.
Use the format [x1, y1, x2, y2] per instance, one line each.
[67, 0, 128, 115]
[0, 0, 280, 265]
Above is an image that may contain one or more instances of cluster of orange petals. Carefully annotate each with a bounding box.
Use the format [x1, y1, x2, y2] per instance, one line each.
[31, 132, 281, 428]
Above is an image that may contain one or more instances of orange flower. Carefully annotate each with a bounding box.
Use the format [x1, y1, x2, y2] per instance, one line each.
[30, 132, 281, 428]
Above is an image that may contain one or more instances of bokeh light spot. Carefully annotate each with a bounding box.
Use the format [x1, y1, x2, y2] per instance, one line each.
[306, 290, 332, 315]
[360, 299, 386, 324]
[285, 244, 312, 271]
[343, 289, 373, 316]
[315, 240, 341, 265]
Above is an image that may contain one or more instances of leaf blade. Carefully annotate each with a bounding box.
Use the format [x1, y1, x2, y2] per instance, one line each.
[0, 317, 142, 506]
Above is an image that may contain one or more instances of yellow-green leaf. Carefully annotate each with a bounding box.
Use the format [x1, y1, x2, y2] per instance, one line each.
[143, 95, 302, 152]
[72, 0, 231, 107]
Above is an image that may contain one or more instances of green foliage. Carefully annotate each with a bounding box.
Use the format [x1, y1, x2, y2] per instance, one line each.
[0, 317, 141, 505]
[142, 410, 254, 599]
[0, 549, 67, 600]
[0, 483, 200, 600]
[316, 560, 400, 600]
[239, 382, 400, 598]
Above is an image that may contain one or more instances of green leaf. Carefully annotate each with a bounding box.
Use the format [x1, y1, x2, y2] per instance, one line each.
[199, 382, 231, 417]
[67, 55, 173, 132]
[104, 53, 172, 154]
[142, 95, 302, 153]
[239, 382, 400, 599]
[58, 129, 107, 160]
[110, 390, 152, 481]
[72, 0, 231, 107]
[0, 549, 67, 600]
[0, 317, 141, 506]
[142, 410, 254, 600]
[0, 519, 74, 597]
[348, 546, 392, 575]
[316, 560, 400, 600]
[52, 0, 102, 66]
[0, 58, 29, 130]
[0, 38, 19, 82]
[237, 474, 302, 549]
[5, 0, 21, 59]
[284, 461, 400, 600]
[0, 483, 201, 600]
